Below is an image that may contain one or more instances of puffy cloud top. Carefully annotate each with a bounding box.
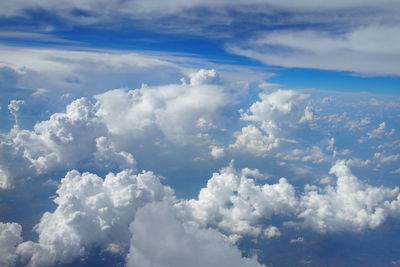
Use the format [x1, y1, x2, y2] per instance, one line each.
[127, 201, 264, 267]
[17, 168, 171, 267]
[230, 89, 311, 156]
[0, 98, 135, 189]
[177, 161, 400, 237]
[95, 69, 226, 143]
[298, 161, 400, 232]
[0, 223, 22, 267]
[177, 162, 297, 237]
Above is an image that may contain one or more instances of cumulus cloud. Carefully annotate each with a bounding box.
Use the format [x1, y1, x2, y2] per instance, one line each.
[230, 125, 279, 156]
[374, 152, 400, 165]
[277, 145, 331, 164]
[210, 145, 225, 159]
[7, 100, 24, 127]
[0, 97, 135, 188]
[240, 90, 309, 124]
[127, 201, 264, 267]
[264, 226, 281, 239]
[358, 122, 394, 143]
[0, 68, 259, 189]
[176, 161, 400, 237]
[297, 161, 400, 232]
[17, 168, 171, 266]
[0, 137, 33, 189]
[0, 66, 399, 266]
[0, 223, 22, 267]
[95, 69, 227, 144]
[230, 89, 310, 156]
[1, 160, 400, 266]
[176, 162, 297, 237]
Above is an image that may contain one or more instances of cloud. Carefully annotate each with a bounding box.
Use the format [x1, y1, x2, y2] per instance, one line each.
[390, 168, 400, 174]
[1, 160, 400, 266]
[17, 168, 172, 266]
[358, 122, 394, 143]
[177, 161, 400, 237]
[127, 201, 264, 267]
[297, 161, 400, 232]
[176, 162, 297, 237]
[0, 223, 22, 267]
[277, 145, 331, 164]
[0, 65, 399, 266]
[210, 145, 225, 159]
[1, 0, 399, 21]
[0, 46, 184, 101]
[0, 45, 270, 105]
[264, 226, 281, 239]
[290, 237, 304, 244]
[228, 25, 400, 76]
[0, 97, 135, 188]
[94, 69, 227, 144]
[230, 89, 310, 156]
[7, 100, 24, 127]
[0, 67, 266, 189]
[229, 125, 279, 156]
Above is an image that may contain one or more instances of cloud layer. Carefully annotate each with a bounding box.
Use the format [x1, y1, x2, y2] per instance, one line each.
[3, 160, 400, 266]
[0, 67, 399, 266]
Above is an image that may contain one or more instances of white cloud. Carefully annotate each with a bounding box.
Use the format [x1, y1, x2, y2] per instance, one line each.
[346, 117, 370, 131]
[230, 89, 310, 156]
[2, 160, 400, 266]
[230, 125, 279, 156]
[189, 69, 220, 86]
[297, 161, 400, 232]
[0, 46, 269, 104]
[93, 136, 136, 171]
[264, 226, 281, 239]
[241, 167, 269, 180]
[1, 0, 399, 20]
[290, 237, 304, 244]
[228, 25, 400, 76]
[210, 145, 225, 159]
[7, 100, 24, 127]
[0, 45, 182, 98]
[127, 201, 264, 267]
[342, 158, 371, 168]
[299, 105, 314, 123]
[240, 90, 309, 124]
[0, 223, 22, 267]
[95, 69, 227, 144]
[358, 122, 392, 143]
[176, 162, 297, 237]
[0, 138, 33, 189]
[319, 176, 332, 184]
[390, 168, 400, 174]
[17, 168, 172, 266]
[0, 97, 135, 188]
[177, 161, 400, 236]
[278, 145, 331, 164]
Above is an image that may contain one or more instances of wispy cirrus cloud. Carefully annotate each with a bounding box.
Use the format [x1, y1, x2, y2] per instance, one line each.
[228, 25, 400, 76]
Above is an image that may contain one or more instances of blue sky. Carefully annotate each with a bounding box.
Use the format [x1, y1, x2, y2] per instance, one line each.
[1, 1, 400, 267]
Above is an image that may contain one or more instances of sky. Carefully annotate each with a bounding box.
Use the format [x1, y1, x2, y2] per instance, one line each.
[0, 1, 400, 266]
